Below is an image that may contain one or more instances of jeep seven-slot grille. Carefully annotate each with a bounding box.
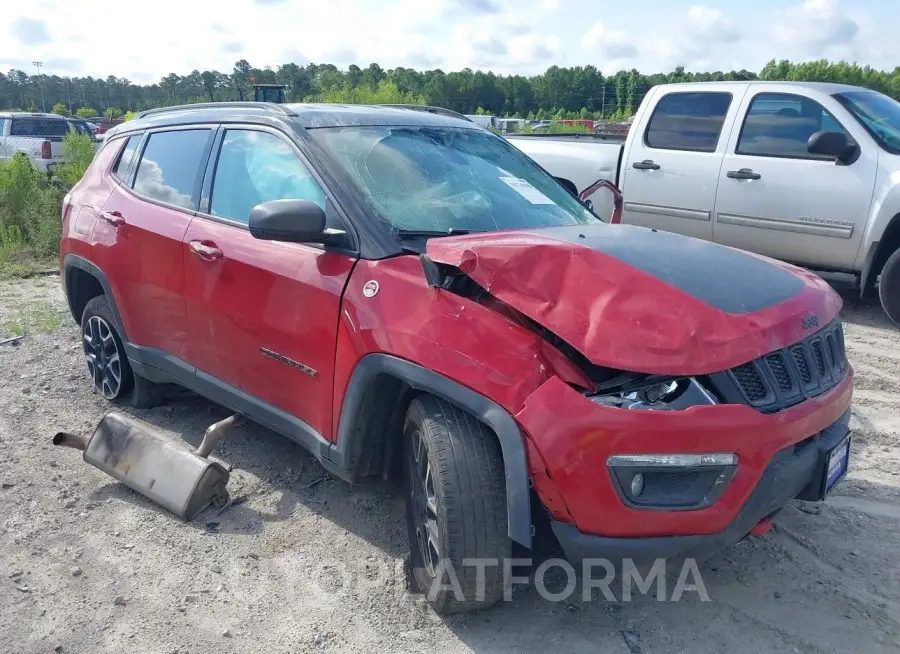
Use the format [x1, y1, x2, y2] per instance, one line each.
[706, 319, 848, 414]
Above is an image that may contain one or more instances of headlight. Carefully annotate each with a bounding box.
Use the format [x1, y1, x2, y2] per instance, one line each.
[587, 378, 717, 410]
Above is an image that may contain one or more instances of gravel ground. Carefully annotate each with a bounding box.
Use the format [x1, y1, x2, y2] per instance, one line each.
[0, 274, 898, 654]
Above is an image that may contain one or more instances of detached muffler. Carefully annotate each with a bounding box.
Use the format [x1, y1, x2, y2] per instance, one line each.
[53, 411, 243, 520]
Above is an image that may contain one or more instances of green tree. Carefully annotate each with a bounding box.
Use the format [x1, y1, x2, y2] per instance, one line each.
[51, 102, 69, 116]
[103, 107, 122, 119]
[74, 107, 98, 118]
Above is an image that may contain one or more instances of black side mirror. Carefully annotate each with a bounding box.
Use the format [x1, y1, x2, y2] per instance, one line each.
[807, 131, 857, 163]
[249, 199, 338, 244]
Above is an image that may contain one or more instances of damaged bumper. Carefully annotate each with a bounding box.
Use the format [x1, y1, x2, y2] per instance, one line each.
[516, 371, 853, 562]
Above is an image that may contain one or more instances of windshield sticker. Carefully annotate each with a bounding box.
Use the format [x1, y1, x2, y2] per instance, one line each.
[499, 176, 555, 205]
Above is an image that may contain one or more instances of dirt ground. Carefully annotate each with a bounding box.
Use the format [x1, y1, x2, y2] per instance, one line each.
[0, 274, 898, 654]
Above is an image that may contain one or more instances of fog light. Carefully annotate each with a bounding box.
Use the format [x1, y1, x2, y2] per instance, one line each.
[630, 473, 645, 498]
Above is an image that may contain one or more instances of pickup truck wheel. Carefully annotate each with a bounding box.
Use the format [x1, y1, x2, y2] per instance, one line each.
[80, 296, 164, 407]
[879, 248, 900, 326]
[403, 394, 510, 614]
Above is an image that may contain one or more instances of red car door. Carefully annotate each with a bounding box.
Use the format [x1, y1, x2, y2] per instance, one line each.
[182, 126, 355, 441]
[94, 128, 215, 361]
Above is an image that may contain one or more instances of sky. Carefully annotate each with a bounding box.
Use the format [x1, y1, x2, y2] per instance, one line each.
[2, 0, 899, 82]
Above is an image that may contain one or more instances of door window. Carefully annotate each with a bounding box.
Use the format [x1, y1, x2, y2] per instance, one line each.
[132, 129, 211, 210]
[737, 93, 848, 159]
[112, 135, 141, 182]
[644, 92, 732, 152]
[209, 129, 326, 225]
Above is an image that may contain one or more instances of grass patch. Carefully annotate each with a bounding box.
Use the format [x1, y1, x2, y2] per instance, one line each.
[2, 304, 64, 337]
[0, 249, 57, 280]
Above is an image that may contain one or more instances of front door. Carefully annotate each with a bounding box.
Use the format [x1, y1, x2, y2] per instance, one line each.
[182, 126, 355, 440]
[95, 128, 214, 361]
[620, 88, 745, 241]
[713, 88, 876, 271]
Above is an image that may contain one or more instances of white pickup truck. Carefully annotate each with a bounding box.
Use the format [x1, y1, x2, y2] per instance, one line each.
[509, 81, 900, 325]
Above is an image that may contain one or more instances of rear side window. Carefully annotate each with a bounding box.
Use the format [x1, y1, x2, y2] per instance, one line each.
[209, 129, 325, 224]
[737, 92, 848, 159]
[133, 129, 211, 210]
[9, 118, 70, 138]
[0, 118, 7, 135]
[112, 135, 140, 182]
[645, 92, 732, 152]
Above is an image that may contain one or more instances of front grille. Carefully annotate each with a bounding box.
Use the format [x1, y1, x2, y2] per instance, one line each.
[707, 319, 848, 413]
[732, 363, 767, 402]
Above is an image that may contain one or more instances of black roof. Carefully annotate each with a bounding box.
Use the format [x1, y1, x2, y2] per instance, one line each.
[114, 102, 476, 136]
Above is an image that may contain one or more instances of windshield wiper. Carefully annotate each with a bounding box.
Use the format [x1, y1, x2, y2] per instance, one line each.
[394, 228, 477, 239]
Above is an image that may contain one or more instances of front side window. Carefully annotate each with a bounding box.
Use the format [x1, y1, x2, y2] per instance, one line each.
[644, 92, 732, 152]
[737, 93, 847, 159]
[132, 129, 211, 210]
[310, 125, 597, 236]
[834, 90, 900, 155]
[209, 130, 325, 224]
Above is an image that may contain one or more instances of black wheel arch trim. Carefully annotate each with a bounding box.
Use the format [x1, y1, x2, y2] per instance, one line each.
[333, 353, 532, 548]
[62, 254, 128, 338]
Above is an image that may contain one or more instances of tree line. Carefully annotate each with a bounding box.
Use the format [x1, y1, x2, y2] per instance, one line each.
[3, 58, 900, 121]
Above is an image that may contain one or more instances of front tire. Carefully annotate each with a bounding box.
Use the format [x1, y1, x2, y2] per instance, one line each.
[879, 247, 900, 326]
[403, 395, 510, 614]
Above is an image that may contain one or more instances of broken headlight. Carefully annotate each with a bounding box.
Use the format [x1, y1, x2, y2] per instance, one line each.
[587, 378, 718, 410]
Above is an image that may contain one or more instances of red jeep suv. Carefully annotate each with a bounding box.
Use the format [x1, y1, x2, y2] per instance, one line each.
[60, 102, 853, 613]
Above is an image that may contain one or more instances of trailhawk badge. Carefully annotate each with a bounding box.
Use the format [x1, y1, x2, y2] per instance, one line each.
[363, 280, 380, 298]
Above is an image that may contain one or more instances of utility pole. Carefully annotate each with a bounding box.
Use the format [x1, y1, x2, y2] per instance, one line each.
[32, 61, 45, 111]
[67, 79, 73, 114]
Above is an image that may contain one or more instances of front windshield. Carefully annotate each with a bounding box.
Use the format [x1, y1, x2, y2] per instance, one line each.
[834, 91, 900, 155]
[310, 125, 599, 234]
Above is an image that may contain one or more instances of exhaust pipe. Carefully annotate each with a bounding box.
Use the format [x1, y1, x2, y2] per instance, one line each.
[53, 431, 89, 451]
[52, 411, 240, 520]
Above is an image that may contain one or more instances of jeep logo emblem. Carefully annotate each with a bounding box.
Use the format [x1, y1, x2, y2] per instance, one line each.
[801, 314, 819, 329]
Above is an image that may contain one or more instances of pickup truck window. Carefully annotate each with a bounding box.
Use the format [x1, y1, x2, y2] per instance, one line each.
[9, 118, 69, 138]
[311, 125, 597, 234]
[737, 92, 847, 159]
[644, 92, 732, 153]
[834, 90, 900, 155]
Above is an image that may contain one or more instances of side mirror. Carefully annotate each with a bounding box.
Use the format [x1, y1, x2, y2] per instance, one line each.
[807, 131, 857, 163]
[249, 199, 336, 244]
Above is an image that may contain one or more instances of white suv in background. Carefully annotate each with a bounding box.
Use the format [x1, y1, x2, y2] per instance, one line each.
[0, 112, 69, 173]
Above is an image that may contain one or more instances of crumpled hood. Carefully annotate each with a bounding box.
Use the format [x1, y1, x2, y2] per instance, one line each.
[425, 224, 842, 375]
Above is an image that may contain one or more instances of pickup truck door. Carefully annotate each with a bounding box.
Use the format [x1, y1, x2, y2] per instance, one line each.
[712, 86, 875, 271]
[619, 87, 746, 241]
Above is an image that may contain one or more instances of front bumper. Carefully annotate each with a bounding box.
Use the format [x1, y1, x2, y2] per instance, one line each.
[550, 409, 850, 564]
[516, 368, 853, 539]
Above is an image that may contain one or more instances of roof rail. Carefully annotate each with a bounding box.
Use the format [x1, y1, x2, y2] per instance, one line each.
[376, 104, 472, 122]
[134, 102, 296, 120]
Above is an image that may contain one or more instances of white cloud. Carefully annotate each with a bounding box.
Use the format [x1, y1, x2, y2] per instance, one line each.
[774, 0, 859, 51]
[581, 21, 637, 65]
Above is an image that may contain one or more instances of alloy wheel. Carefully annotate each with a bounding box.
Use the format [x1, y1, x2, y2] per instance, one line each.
[83, 315, 122, 399]
[408, 428, 440, 577]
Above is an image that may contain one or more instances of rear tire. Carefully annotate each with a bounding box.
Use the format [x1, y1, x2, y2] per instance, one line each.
[80, 296, 163, 407]
[879, 248, 900, 326]
[403, 394, 510, 614]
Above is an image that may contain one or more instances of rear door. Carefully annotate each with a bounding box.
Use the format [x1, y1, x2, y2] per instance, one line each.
[182, 125, 355, 440]
[95, 127, 215, 364]
[713, 87, 875, 271]
[620, 87, 745, 241]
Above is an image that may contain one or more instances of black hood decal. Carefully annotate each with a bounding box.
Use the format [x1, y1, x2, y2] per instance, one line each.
[525, 224, 804, 315]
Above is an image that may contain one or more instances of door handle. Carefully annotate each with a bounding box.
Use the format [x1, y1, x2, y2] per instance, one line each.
[632, 160, 661, 170]
[727, 168, 762, 180]
[188, 240, 223, 260]
[99, 210, 125, 227]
